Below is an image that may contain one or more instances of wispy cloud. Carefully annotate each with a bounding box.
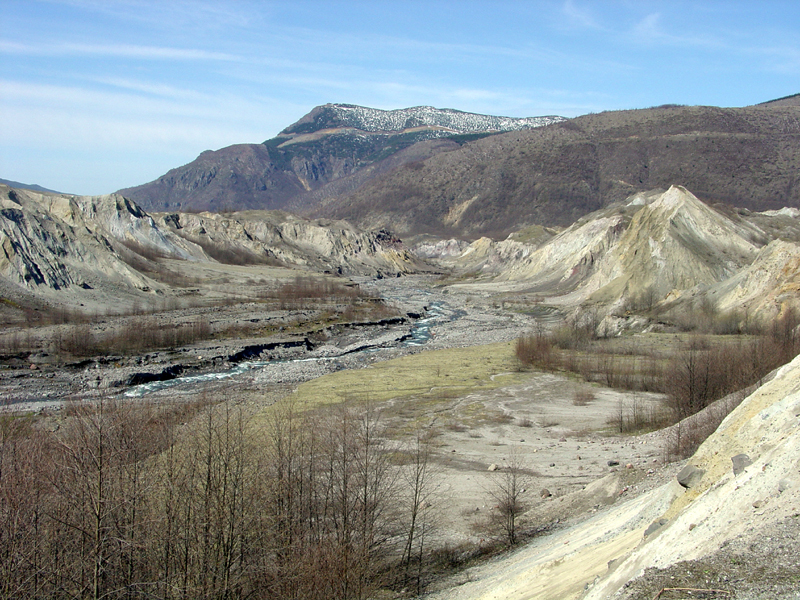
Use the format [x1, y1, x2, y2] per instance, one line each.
[41, 0, 260, 33]
[0, 79, 287, 146]
[632, 12, 724, 49]
[0, 40, 240, 61]
[561, 0, 602, 30]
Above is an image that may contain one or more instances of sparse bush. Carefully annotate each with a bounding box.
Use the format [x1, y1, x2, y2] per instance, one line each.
[609, 393, 671, 433]
[573, 389, 596, 406]
[480, 447, 531, 546]
[515, 325, 559, 370]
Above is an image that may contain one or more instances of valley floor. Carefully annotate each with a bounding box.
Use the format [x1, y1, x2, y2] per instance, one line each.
[3, 275, 797, 599]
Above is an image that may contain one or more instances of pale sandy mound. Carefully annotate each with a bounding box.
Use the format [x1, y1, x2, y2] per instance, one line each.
[427, 353, 800, 600]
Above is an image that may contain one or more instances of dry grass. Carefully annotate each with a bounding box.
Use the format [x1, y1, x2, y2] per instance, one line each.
[273, 341, 522, 414]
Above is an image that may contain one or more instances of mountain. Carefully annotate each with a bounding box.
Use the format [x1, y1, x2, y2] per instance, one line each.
[0, 178, 61, 194]
[118, 104, 564, 214]
[316, 102, 800, 239]
[435, 186, 800, 323]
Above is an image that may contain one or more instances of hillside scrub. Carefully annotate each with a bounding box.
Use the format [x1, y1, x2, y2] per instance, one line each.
[515, 310, 800, 443]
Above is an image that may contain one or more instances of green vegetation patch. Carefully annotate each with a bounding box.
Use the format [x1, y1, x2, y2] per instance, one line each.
[285, 341, 522, 409]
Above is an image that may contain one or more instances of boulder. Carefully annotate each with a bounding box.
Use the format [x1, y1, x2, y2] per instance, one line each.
[676, 464, 705, 489]
[731, 453, 753, 475]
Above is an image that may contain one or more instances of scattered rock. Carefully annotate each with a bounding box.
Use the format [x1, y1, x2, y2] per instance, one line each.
[778, 478, 794, 493]
[677, 464, 705, 489]
[540, 488, 552, 498]
[487, 463, 498, 471]
[731, 453, 753, 475]
[644, 518, 669, 538]
[607, 460, 620, 467]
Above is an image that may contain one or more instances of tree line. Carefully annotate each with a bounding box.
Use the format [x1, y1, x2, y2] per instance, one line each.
[0, 397, 445, 600]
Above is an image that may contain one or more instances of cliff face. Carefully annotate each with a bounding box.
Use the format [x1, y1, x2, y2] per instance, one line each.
[0, 185, 200, 294]
[157, 210, 426, 277]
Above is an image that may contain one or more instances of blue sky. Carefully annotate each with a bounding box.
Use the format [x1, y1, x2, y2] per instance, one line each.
[1, 0, 799, 195]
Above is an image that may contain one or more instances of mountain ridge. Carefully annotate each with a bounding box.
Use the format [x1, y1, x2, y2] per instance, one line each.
[278, 103, 563, 137]
[317, 103, 800, 239]
[118, 104, 563, 215]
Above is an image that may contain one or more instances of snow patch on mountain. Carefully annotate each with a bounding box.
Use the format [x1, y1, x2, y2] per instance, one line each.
[282, 103, 565, 137]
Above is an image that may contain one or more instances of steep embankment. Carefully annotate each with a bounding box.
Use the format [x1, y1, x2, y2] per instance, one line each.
[0, 185, 202, 297]
[586, 353, 800, 599]
[157, 210, 426, 277]
[0, 184, 427, 315]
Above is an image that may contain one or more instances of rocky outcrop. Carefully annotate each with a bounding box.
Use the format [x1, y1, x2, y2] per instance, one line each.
[0, 184, 428, 312]
[0, 185, 199, 294]
[158, 210, 426, 277]
[712, 238, 800, 320]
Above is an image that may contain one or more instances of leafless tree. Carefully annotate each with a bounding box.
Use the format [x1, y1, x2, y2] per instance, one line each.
[484, 446, 530, 546]
[400, 422, 440, 594]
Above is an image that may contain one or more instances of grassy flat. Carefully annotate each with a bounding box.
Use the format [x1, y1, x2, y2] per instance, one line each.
[278, 340, 523, 411]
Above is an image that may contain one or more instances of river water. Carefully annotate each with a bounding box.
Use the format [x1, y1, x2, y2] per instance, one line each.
[124, 300, 464, 398]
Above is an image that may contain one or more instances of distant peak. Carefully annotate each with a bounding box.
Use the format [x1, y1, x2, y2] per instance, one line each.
[279, 103, 565, 137]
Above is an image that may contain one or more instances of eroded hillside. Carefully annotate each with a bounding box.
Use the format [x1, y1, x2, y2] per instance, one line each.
[433, 186, 800, 327]
[0, 184, 423, 317]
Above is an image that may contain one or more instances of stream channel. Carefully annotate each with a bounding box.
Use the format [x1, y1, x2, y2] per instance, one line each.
[124, 300, 465, 398]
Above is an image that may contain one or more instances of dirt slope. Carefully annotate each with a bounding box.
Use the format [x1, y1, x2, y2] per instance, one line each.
[425, 353, 800, 600]
[435, 186, 800, 322]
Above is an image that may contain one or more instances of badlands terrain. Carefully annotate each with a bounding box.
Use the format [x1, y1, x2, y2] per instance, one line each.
[1, 174, 800, 598]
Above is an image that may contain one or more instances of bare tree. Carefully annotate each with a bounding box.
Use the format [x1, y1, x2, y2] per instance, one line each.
[484, 446, 530, 546]
[400, 422, 440, 594]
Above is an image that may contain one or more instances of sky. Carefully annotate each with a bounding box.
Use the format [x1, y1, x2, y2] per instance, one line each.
[1, 0, 799, 196]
